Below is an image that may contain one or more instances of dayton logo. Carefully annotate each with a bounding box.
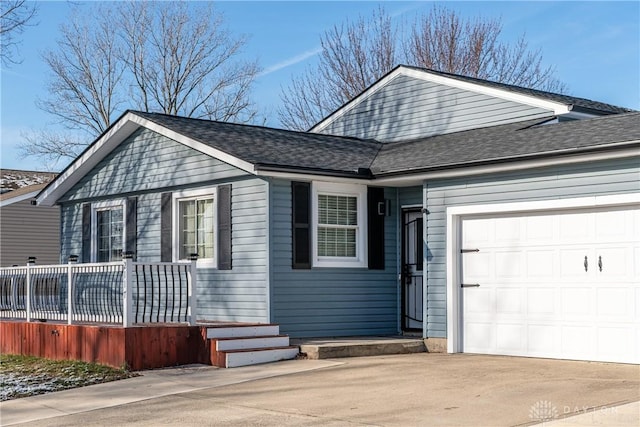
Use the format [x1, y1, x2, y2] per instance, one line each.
[529, 400, 559, 422]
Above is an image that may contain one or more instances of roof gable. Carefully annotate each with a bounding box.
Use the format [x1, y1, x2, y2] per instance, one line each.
[37, 111, 382, 206]
[311, 65, 633, 141]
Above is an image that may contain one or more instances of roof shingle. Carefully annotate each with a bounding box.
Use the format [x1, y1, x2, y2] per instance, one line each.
[371, 112, 640, 175]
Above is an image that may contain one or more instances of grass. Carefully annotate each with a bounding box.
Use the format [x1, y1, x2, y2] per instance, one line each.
[0, 354, 137, 401]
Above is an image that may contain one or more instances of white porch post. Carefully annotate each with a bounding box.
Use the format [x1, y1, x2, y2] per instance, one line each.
[67, 255, 78, 325]
[122, 253, 134, 327]
[188, 254, 198, 326]
[25, 257, 36, 322]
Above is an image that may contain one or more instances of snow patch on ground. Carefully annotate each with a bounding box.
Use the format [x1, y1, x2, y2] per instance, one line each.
[0, 370, 120, 401]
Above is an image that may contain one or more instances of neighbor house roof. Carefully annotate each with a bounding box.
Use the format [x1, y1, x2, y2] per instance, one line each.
[0, 183, 49, 207]
[371, 112, 640, 176]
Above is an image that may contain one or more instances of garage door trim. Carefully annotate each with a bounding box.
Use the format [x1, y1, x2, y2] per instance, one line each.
[445, 192, 640, 354]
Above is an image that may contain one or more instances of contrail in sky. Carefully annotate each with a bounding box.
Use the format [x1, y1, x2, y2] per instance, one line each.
[258, 47, 323, 77]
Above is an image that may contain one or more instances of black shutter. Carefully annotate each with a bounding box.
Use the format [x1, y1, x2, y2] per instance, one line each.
[217, 184, 232, 270]
[160, 192, 172, 262]
[126, 196, 138, 261]
[291, 181, 311, 269]
[81, 203, 91, 263]
[367, 187, 385, 270]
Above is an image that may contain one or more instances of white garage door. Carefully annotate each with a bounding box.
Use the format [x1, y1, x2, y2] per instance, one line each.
[460, 205, 640, 364]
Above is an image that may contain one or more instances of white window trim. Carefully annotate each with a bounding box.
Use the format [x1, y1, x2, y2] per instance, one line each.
[172, 187, 218, 268]
[312, 181, 367, 268]
[91, 199, 126, 263]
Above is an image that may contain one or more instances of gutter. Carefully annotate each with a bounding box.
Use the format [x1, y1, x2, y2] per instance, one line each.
[254, 163, 374, 179]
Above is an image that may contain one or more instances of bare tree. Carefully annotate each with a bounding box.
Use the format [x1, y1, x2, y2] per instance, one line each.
[279, 6, 567, 130]
[21, 1, 259, 166]
[120, 1, 259, 121]
[279, 7, 396, 130]
[406, 7, 566, 93]
[0, 0, 37, 66]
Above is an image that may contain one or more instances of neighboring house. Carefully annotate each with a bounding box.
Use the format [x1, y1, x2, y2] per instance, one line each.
[36, 66, 640, 364]
[1, 182, 61, 266]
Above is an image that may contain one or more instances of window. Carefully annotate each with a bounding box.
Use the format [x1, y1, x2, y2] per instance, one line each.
[173, 188, 217, 267]
[92, 201, 125, 262]
[317, 194, 358, 257]
[312, 182, 367, 268]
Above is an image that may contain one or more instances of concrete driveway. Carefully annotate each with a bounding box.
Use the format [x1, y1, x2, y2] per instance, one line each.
[3, 353, 639, 426]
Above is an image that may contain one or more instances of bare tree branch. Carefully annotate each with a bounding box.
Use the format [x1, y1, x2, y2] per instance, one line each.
[20, 1, 260, 166]
[280, 6, 567, 130]
[0, 0, 37, 66]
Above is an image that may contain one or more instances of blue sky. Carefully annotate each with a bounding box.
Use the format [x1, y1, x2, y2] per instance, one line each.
[1, 1, 638, 172]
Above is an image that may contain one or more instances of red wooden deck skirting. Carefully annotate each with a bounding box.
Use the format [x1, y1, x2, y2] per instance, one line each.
[0, 320, 210, 370]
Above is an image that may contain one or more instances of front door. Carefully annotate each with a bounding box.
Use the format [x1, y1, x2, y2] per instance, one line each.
[402, 209, 423, 331]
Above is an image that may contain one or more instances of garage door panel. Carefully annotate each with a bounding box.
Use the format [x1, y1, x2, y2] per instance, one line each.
[496, 324, 525, 352]
[561, 288, 592, 317]
[527, 324, 559, 356]
[596, 247, 630, 277]
[463, 288, 492, 314]
[527, 288, 555, 315]
[562, 326, 593, 358]
[597, 327, 634, 363]
[463, 218, 492, 245]
[464, 322, 495, 352]
[596, 288, 630, 318]
[460, 205, 639, 364]
[527, 250, 555, 277]
[496, 288, 522, 314]
[525, 215, 554, 242]
[495, 217, 521, 243]
[559, 249, 592, 278]
[462, 253, 490, 279]
[495, 251, 522, 278]
[559, 212, 592, 241]
[595, 210, 628, 242]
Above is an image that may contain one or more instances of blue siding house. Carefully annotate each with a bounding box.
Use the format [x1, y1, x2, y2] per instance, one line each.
[37, 66, 640, 364]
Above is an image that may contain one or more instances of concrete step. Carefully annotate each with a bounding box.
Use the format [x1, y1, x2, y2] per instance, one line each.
[218, 346, 300, 368]
[206, 324, 280, 339]
[294, 337, 427, 359]
[214, 335, 291, 351]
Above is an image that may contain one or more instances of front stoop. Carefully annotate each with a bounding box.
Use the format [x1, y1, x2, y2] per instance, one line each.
[294, 337, 427, 359]
[206, 324, 299, 368]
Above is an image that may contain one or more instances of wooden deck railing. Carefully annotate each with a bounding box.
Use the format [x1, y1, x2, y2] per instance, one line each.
[0, 255, 198, 326]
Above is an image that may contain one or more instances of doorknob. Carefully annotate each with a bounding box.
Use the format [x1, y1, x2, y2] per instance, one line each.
[598, 256, 602, 272]
[584, 256, 588, 272]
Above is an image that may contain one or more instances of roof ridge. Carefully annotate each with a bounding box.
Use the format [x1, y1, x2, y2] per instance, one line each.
[131, 110, 381, 146]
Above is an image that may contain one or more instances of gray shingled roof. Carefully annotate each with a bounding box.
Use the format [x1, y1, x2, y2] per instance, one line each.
[133, 111, 381, 177]
[132, 111, 639, 179]
[371, 112, 640, 176]
[400, 65, 635, 114]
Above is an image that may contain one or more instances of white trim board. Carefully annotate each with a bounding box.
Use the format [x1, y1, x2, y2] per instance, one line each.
[445, 192, 640, 354]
